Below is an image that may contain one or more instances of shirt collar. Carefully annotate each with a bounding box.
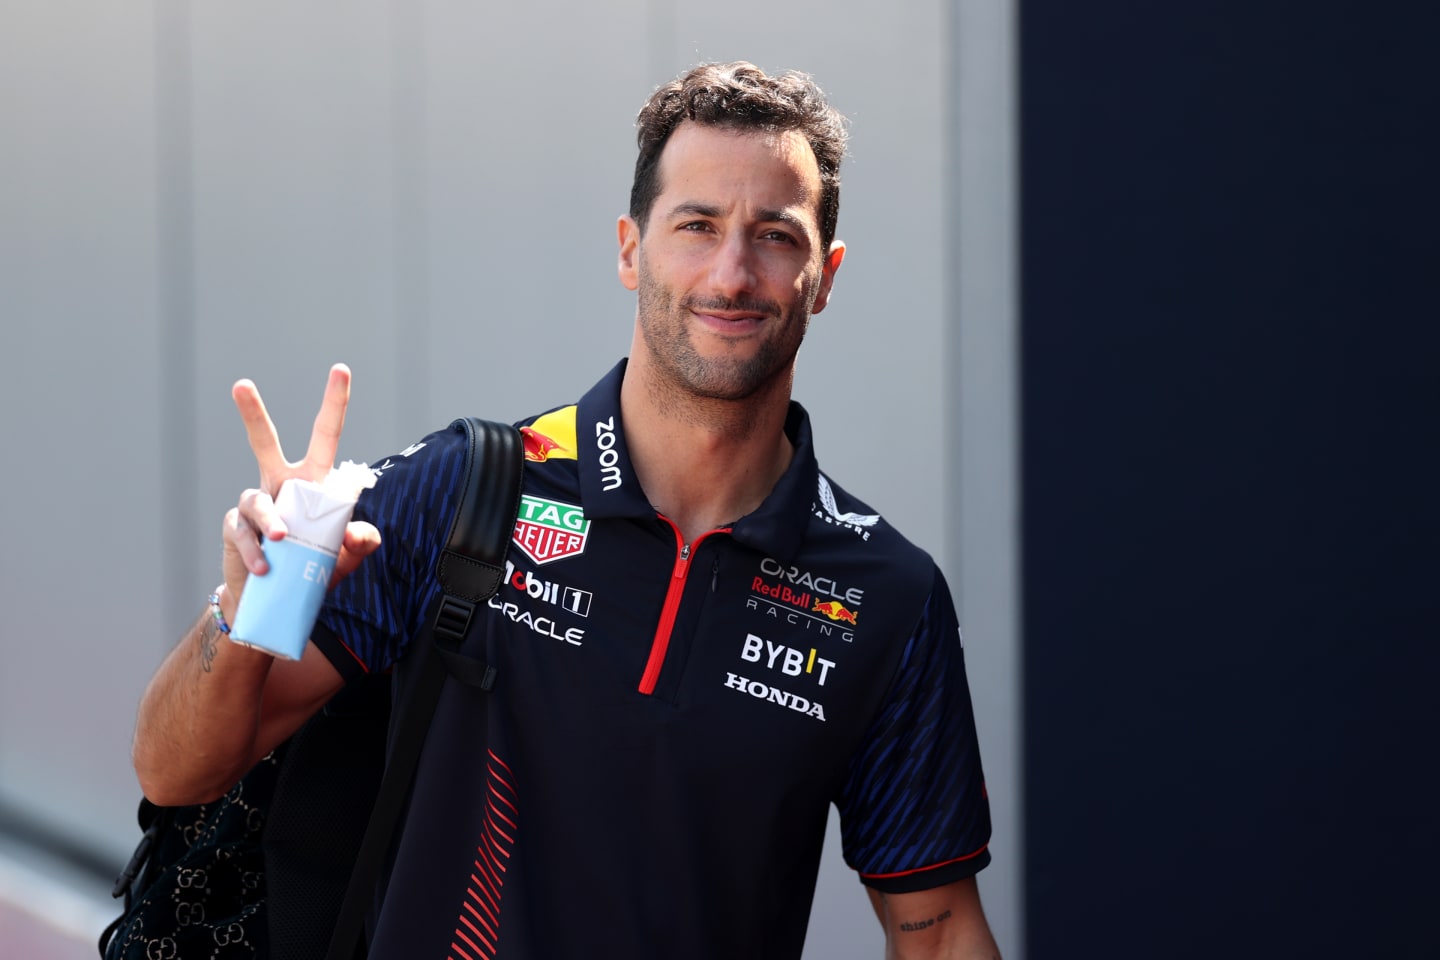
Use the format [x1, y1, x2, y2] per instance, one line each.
[575, 359, 818, 561]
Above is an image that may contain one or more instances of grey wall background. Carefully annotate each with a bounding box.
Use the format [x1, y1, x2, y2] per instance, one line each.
[0, 2, 1020, 956]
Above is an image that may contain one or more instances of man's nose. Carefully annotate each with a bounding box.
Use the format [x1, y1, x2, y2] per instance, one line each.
[707, 232, 758, 296]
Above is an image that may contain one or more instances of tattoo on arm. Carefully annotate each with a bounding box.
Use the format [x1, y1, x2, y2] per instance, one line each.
[897, 909, 952, 933]
[198, 616, 219, 673]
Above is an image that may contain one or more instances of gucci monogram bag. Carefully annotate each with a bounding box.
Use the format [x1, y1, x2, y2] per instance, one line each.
[101, 750, 284, 959]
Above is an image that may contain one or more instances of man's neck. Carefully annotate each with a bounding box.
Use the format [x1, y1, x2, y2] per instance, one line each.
[619, 361, 795, 545]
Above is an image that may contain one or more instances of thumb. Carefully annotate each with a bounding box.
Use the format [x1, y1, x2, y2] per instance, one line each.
[332, 521, 382, 585]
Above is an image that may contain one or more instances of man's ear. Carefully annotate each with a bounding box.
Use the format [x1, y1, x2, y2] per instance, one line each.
[617, 215, 640, 291]
[810, 240, 847, 314]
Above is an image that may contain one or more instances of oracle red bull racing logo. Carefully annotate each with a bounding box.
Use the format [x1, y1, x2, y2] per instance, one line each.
[747, 558, 863, 641]
[512, 495, 590, 565]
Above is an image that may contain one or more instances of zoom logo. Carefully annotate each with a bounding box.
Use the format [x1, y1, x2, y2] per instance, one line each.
[503, 560, 593, 617]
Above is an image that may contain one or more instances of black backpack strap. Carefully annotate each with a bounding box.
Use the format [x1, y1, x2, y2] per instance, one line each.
[324, 418, 523, 960]
[431, 418, 527, 688]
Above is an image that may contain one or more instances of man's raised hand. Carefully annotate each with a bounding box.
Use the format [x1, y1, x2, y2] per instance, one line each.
[221, 364, 381, 602]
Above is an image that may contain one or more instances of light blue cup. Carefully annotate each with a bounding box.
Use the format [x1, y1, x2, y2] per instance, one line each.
[229, 536, 337, 660]
[226, 469, 374, 660]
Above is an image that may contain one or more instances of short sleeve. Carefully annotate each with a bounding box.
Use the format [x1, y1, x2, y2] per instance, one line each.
[310, 426, 469, 678]
[836, 566, 993, 893]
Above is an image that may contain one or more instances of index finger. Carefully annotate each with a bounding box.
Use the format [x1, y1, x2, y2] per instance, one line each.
[301, 363, 352, 476]
[233, 378, 288, 483]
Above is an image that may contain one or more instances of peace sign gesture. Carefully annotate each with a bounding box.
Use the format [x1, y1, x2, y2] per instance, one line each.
[220, 364, 381, 607]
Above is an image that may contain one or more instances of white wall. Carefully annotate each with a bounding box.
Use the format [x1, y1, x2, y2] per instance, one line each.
[0, 2, 1019, 955]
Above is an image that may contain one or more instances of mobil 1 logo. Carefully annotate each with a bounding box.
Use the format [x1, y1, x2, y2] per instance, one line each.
[502, 559, 593, 617]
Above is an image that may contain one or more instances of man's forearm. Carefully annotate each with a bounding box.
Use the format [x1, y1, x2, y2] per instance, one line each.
[869, 881, 1001, 960]
[132, 600, 275, 806]
[881, 909, 1001, 960]
[884, 915, 1001, 960]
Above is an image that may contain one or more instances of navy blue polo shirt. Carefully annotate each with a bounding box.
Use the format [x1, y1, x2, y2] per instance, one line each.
[313, 360, 991, 960]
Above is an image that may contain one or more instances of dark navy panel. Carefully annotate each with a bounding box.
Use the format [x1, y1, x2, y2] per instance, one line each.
[1020, 2, 1438, 957]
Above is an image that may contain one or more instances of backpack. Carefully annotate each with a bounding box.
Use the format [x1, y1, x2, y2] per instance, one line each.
[99, 418, 524, 960]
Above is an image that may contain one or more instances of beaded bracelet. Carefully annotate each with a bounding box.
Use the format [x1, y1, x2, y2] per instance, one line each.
[207, 589, 232, 636]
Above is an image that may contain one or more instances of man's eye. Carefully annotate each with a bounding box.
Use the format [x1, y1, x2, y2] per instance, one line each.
[762, 230, 797, 245]
[680, 221, 711, 232]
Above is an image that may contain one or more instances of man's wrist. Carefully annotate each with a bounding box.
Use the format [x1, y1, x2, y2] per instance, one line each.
[210, 584, 240, 635]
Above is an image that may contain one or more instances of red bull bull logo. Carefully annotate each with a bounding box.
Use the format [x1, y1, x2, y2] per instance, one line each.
[522, 426, 566, 463]
[812, 599, 858, 625]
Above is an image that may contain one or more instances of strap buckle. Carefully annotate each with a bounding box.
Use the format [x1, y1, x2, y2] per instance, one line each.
[434, 595, 475, 643]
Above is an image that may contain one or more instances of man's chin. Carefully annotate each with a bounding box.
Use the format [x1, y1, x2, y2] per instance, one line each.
[675, 357, 788, 403]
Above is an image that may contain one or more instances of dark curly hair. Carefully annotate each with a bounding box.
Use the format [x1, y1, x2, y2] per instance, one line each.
[629, 61, 849, 252]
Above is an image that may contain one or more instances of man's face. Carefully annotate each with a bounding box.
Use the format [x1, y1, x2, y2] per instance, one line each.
[618, 122, 844, 402]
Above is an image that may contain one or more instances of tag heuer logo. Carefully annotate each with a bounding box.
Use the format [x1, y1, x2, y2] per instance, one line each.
[513, 495, 590, 565]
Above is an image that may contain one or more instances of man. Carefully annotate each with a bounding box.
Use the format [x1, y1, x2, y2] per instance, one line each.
[134, 61, 1000, 958]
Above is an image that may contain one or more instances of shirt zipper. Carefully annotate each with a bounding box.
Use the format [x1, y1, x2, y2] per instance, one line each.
[637, 519, 730, 695]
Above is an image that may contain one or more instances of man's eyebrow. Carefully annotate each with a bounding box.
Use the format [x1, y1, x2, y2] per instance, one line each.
[757, 209, 811, 234]
[666, 201, 811, 235]
[667, 201, 722, 220]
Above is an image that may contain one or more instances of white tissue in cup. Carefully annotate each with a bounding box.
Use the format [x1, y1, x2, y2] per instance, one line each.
[230, 461, 377, 660]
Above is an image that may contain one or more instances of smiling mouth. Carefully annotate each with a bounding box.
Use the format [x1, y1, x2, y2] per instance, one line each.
[684, 297, 778, 331]
[696, 310, 767, 323]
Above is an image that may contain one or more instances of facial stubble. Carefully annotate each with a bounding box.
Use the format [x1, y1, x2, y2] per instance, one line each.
[634, 250, 819, 405]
